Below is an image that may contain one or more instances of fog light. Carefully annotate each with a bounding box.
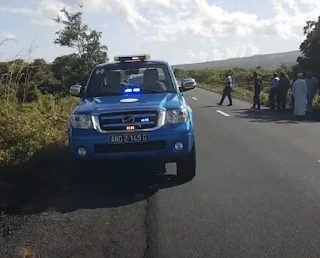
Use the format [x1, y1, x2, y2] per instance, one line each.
[77, 147, 87, 156]
[174, 142, 184, 151]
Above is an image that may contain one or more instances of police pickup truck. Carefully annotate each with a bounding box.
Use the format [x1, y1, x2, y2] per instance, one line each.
[68, 54, 196, 180]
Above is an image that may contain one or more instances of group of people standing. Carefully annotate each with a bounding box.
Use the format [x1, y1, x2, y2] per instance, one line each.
[218, 70, 319, 118]
[253, 72, 291, 111]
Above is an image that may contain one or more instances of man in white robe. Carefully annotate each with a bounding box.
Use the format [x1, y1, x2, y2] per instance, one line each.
[292, 73, 307, 117]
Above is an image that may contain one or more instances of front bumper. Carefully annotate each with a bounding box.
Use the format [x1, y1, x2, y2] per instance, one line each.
[69, 125, 194, 162]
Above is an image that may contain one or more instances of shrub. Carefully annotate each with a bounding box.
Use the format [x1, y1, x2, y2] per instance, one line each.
[0, 91, 79, 172]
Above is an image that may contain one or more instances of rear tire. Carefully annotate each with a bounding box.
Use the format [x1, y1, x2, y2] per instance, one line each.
[176, 143, 196, 181]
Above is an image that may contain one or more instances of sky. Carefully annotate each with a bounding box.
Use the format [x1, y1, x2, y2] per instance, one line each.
[0, 0, 319, 65]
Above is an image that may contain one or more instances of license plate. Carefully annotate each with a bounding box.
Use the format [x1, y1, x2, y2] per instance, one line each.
[108, 133, 149, 144]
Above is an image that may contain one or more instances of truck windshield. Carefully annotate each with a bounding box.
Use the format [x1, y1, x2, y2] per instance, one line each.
[86, 63, 176, 97]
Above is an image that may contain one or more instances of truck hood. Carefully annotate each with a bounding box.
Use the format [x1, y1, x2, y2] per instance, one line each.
[74, 93, 183, 114]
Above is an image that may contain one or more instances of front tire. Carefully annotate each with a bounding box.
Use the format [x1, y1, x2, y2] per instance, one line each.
[176, 143, 196, 181]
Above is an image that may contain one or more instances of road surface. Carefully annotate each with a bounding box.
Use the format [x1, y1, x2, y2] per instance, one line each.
[2, 87, 320, 258]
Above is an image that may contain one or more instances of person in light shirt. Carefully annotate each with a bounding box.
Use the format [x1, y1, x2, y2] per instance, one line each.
[269, 73, 280, 110]
[218, 71, 233, 106]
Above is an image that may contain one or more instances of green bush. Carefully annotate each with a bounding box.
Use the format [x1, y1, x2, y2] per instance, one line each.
[0, 90, 79, 171]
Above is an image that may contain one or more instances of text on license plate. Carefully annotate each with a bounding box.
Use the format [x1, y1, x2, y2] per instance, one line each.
[109, 133, 149, 144]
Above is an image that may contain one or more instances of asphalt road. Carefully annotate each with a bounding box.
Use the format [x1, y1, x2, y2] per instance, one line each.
[2, 87, 320, 258]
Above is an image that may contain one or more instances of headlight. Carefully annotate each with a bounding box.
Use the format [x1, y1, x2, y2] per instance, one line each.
[165, 108, 188, 124]
[70, 114, 93, 129]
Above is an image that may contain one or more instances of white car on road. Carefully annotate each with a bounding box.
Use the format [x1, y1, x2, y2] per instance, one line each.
[181, 78, 196, 90]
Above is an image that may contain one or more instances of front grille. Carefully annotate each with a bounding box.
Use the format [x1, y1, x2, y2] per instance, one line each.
[98, 111, 158, 131]
[94, 140, 166, 153]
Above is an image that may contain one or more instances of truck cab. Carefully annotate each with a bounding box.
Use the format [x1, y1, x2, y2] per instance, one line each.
[68, 54, 196, 180]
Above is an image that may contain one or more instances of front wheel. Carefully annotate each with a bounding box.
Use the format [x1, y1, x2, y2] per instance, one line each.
[176, 143, 196, 182]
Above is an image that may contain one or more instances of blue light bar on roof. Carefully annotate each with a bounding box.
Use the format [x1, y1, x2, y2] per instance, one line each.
[114, 54, 150, 62]
[124, 87, 141, 93]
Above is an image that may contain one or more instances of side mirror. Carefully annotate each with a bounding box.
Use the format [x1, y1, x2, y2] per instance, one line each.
[69, 84, 82, 97]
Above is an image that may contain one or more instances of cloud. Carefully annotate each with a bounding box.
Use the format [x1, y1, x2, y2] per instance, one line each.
[185, 50, 209, 63]
[1, 33, 16, 40]
[31, 19, 58, 28]
[0, 7, 35, 15]
[39, 0, 149, 28]
[0, 0, 319, 63]
[144, 0, 320, 42]
[0, 4, 61, 29]
[2, 0, 319, 41]
[185, 43, 260, 63]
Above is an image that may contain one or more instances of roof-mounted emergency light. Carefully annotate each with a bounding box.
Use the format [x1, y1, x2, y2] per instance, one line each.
[114, 54, 151, 62]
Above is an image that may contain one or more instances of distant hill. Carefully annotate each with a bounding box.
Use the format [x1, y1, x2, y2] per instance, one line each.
[172, 50, 301, 70]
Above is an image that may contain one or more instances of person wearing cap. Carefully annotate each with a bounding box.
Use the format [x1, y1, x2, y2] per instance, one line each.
[269, 73, 280, 110]
[251, 71, 262, 109]
[276, 72, 290, 111]
[292, 73, 307, 117]
[305, 71, 319, 114]
[218, 71, 233, 106]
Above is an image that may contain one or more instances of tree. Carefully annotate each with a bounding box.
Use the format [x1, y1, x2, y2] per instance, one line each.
[29, 59, 58, 87]
[51, 54, 88, 87]
[53, 5, 109, 67]
[52, 5, 109, 89]
[297, 16, 320, 77]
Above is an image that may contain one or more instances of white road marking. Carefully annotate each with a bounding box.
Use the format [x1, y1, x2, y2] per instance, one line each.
[216, 110, 230, 117]
[192, 97, 197, 100]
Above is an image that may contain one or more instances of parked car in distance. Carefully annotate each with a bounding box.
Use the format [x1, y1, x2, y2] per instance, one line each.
[180, 78, 196, 90]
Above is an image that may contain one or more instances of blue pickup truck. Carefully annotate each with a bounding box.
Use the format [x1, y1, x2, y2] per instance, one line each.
[68, 54, 196, 180]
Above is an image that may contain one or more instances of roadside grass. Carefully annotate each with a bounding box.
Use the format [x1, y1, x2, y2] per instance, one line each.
[0, 90, 79, 171]
[0, 51, 79, 173]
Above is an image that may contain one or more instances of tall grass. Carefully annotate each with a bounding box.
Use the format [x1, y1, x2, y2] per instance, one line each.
[0, 45, 79, 172]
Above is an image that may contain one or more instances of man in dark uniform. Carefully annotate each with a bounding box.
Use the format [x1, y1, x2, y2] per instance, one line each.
[276, 72, 290, 111]
[269, 73, 280, 110]
[252, 71, 262, 109]
[218, 71, 233, 106]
